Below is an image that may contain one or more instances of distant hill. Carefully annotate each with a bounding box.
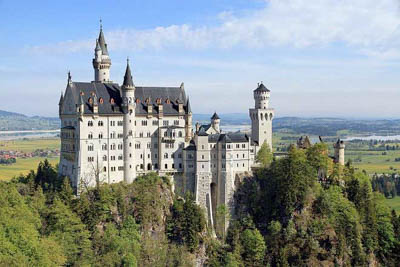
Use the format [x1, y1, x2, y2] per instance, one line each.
[0, 109, 59, 131]
[1, 108, 400, 136]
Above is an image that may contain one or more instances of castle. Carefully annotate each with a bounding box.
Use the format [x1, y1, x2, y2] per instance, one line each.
[58, 25, 274, 227]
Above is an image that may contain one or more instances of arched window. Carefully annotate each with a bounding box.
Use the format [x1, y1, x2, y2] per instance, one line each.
[260, 113, 264, 121]
[103, 155, 107, 161]
[164, 153, 168, 159]
[178, 131, 183, 137]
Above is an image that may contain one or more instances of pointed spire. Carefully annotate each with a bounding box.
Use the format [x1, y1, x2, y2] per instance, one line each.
[211, 111, 220, 120]
[186, 97, 192, 113]
[58, 91, 64, 105]
[95, 38, 101, 51]
[78, 92, 84, 105]
[93, 93, 98, 106]
[67, 71, 72, 85]
[98, 20, 109, 55]
[123, 58, 134, 88]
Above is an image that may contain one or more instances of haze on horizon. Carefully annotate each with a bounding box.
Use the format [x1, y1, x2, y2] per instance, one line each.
[1, 0, 400, 118]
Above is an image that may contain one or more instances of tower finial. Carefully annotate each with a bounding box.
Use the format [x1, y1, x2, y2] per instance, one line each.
[100, 18, 102, 31]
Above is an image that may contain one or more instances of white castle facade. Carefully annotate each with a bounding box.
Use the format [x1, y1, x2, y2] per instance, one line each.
[58, 26, 274, 226]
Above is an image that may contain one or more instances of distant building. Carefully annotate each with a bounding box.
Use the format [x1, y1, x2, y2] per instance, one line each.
[58, 25, 274, 228]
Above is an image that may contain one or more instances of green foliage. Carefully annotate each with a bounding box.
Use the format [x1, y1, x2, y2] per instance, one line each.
[240, 228, 266, 266]
[255, 141, 273, 167]
[257, 146, 316, 223]
[0, 163, 202, 266]
[0, 182, 66, 266]
[167, 193, 206, 252]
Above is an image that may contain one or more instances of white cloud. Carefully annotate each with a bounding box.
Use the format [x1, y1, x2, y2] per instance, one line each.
[26, 0, 400, 58]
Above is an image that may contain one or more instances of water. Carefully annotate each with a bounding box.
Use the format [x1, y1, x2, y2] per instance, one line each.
[0, 130, 59, 140]
[343, 135, 400, 141]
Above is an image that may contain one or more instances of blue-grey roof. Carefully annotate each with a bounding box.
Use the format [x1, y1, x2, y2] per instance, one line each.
[68, 82, 189, 116]
[199, 124, 211, 132]
[123, 61, 134, 87]
[208, 132, 249, 143]
[98, 29, 109, 55]
[254, 83, 270, 92]
[211, 112, 220, 120]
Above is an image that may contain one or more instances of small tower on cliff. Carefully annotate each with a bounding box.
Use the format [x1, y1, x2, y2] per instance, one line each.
[122, 59, 136, 183]
[92, 22, 112, 82]
[211, 112, 221, 133]
[333, 139, 345, 165]
[249, 82, 274, 150]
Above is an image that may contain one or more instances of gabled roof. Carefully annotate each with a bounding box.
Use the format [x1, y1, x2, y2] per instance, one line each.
[208, 132, 249, 143]
[67, 82, 189, 115]
[186, 97, 191, 113]
[254, 83, 270, 93]
[199, 124, 212, 132]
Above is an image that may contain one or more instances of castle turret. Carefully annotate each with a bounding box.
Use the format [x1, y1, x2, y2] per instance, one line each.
[249, 82, 274, 150]
[211, 112, 220, 133]
[122, 59, 136, 183]
[93, 23, 111, 83]
[333, 139, 345, 165]
[185, 97, 193, 142]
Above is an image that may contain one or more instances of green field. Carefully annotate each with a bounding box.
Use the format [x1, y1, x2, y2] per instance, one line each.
[0, 138, 60, 152]
[384, 197, 400, 215]
[0, 138, 60, 180]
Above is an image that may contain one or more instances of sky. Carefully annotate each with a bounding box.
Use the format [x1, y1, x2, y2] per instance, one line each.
[1, 0, 400, 118]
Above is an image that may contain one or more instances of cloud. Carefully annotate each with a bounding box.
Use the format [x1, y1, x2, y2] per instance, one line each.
[26, 0, 400, 58]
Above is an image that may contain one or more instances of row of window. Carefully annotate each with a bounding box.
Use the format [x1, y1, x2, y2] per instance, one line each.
[87, 120, 181, 127]
[97, 163, 184, 172]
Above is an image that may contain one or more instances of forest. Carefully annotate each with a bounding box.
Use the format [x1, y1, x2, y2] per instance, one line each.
[2, 143, 400, 266]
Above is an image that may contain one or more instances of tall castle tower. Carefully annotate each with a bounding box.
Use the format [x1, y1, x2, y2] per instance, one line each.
[333, 139, 345, 166]
[122, 59, 136, 183]
[93, 23, 112, 82]
[249, 82, 274, 150]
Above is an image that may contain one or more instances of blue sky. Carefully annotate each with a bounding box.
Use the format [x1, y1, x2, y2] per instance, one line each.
[1, 0, 400, 118]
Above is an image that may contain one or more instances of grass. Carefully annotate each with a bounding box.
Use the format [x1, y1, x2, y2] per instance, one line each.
[0, 157, 59, 180]
[384, 196, 400, 215]
[0, 138, 60, 180]
[0, 138, 60, 153]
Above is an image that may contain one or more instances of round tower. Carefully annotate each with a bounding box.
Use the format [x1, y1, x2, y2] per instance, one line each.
[333, 139, 345, 166]
[211, 112, 220, 133]
[93, 23, 112, 83]
[122, 59, 136, 183]
[249, 82, 274, 150]
[254, 82, 270, 109]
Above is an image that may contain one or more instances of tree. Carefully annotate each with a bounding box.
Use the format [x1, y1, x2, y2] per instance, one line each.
[240, 228, 266, 266]
[167, 193, 206, 252]
[255, 141, 273, 167]
[42, 198, 93, 265]
[215, 204, 230, 240]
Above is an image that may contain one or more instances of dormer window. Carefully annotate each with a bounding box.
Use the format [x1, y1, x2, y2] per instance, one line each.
[110, 98, 115, 104]
[88, 97, 93, 104]
[146, 98, 150, 104]
[165, 98, 171, 104]
[99, 97, 104, 104]
[136, 98, 140, 104]
[80, 91, 84, 96]
[156, 98, 162, 104]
